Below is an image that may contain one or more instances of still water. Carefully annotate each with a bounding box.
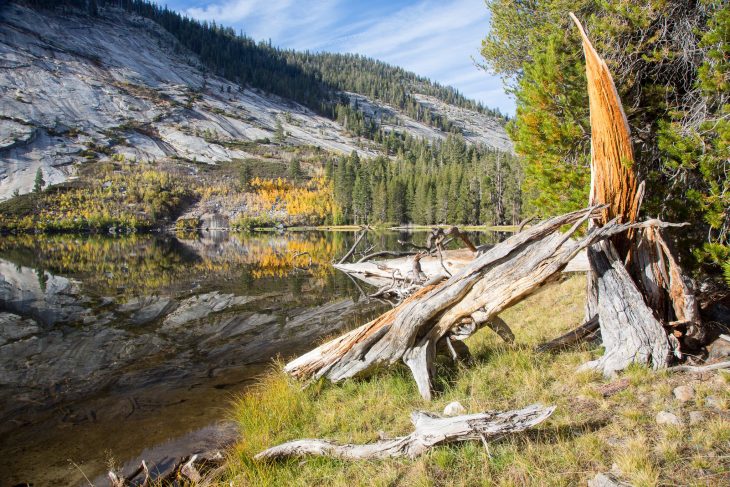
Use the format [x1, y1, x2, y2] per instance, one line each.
[0, 230, 500, 485]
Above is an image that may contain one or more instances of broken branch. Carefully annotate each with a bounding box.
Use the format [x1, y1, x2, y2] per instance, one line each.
[255, 403, 555, 461]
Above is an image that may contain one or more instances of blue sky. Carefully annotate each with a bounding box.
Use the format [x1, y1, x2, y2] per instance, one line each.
[154, 0, 514, 114]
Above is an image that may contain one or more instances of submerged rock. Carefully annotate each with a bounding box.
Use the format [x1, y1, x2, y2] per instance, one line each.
[118, 296, 176, 325]
[163, 291, 254, 327]
[0, 312, 39, 346]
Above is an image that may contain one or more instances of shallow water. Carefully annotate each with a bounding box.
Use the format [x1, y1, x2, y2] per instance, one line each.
[0, 230, 500, 485]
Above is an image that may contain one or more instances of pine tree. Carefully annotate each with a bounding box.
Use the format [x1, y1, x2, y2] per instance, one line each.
[371, 180, 388, 223]
[275, 119, 285, 143]
[352, 170, 372, 224]
[288, 157, 302, 180]
[33, 168, 45, 194]
[240, 161, 252, 189]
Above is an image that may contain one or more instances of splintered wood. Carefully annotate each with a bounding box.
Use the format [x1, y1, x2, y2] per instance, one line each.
[569, 13, 702, 376]
[569, 12, 639, 230]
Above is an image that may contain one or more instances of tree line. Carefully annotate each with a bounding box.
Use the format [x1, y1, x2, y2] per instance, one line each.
[326, 134, 522, 226]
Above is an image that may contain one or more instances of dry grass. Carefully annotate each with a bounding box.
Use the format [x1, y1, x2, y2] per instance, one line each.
[219, 275, 730, 486]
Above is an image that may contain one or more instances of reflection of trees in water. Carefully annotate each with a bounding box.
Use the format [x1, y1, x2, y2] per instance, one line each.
[0, 230, 501, 299]
[35, 268, 48, 293]
[0, 233, 352, 297]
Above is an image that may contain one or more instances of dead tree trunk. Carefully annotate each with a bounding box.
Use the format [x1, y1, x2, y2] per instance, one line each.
[255, 404, 555, 461]
[578, 240, 670, 375]
[283, 14, 704, 401]
[570, 13, 702, 374]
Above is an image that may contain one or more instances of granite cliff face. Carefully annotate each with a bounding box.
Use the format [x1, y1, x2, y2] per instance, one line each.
[0, 2, 511, 200]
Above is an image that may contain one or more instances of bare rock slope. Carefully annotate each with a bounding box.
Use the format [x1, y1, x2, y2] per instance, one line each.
[0, 3, 511, 199]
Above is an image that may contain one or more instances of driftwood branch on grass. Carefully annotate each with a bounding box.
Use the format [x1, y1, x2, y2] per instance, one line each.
[256, 403, 555, 461]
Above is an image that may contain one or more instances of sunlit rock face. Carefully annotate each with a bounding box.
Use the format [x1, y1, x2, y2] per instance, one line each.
[0, 3, 511, 199]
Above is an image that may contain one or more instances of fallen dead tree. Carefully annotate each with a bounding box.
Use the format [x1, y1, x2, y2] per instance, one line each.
[286, 206, 683, 399]
[536, 315, 600, 353]
[336, 247, 589, 290]
[255, 403, 555, 461]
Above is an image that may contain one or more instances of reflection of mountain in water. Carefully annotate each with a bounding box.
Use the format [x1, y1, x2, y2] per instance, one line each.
[0, 232, 381, 486]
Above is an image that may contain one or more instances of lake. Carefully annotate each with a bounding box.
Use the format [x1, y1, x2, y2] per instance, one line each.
[0, 230, 501, 485]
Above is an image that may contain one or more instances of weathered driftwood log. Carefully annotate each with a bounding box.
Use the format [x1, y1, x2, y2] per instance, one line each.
[335, 248, 589, 289]
[287, 207, 601, 398]
[669, 360, 730, 373]
[255, 403, 555, 461]
[287, 206, 678, 399]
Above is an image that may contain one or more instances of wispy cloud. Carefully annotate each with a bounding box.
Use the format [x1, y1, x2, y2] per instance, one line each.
[159, 0, 514, 114]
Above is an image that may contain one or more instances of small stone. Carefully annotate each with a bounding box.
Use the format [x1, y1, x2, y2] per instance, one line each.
[705, 395, 724, 410]
[443, 401, 466, 416]
[588, 472, 625, 487]
[673, 385, 695, 402]
[656, 411, 682, 426]
[689, 411, 705, 425]
[707, 336, 730, 360]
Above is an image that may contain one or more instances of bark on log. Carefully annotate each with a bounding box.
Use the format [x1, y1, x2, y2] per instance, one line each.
[579, 240, 670, 376]
[255, 403, 555, 461]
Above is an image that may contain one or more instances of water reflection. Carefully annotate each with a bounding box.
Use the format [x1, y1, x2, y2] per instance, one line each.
[0, 229, 499, 485]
